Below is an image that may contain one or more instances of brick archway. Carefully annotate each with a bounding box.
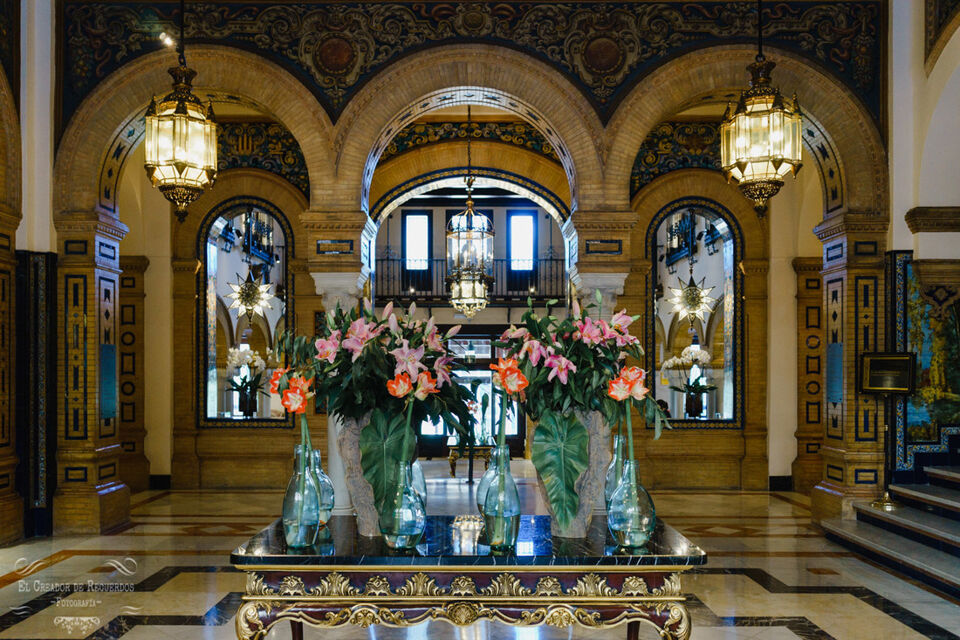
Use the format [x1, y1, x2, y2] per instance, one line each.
[332, 44, 605, 215]
[605, 45, 887, 217]
[54, 44, 335, 221]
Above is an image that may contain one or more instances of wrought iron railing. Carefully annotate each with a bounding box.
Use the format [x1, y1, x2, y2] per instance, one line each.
[375, 257, 567, 303]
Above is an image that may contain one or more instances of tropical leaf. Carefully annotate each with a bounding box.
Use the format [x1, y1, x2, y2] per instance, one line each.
[530, 410, 589, 530]
[359, 409, 415, 512]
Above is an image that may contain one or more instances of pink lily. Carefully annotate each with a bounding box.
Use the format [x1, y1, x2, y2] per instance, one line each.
[314, 330, 341, 364]
[445, 325, 462, 339]
[425, 327, 444, 352]
[381, 301, 394, 320]
[434, 356, 454, 388]
[575, 317, 604, 345]
[342, 318, 382, 362]
[519, 339, 552, 366]
[610, 309, 633, 332]
[572, 297, 581, 318]
[545, 354, 577, 384]
[388, 313, 400, 334]
[390, 339, 426, 379]
[509, 326, 530, 340]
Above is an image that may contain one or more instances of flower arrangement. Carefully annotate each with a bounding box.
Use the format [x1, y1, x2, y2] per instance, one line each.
[496, 294, 669, 531]
[271, 300, 476, 511]
[226, 348, 277, 417]
[662, 345, 716, 394]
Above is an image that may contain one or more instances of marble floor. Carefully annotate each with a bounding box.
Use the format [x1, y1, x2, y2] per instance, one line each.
[1, 460, 959, 640]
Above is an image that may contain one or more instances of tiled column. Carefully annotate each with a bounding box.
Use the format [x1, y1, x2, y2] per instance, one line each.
[171, 257, 199, 488]
[0, 206, 22, 544]
[811, 212, 888, 522]
[52, 212, 131, 534]
[117, 256, 150, 493]
[741, 258, 770, 490]
[792, 257, 824, 494]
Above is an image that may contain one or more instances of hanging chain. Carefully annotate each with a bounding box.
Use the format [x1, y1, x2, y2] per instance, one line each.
[465, 104, 474, 196]
[178, 0, 187, 66]
[756, 0, 764, 61]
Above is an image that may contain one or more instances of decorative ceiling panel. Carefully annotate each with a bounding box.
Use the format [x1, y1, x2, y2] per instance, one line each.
[58, 2, 883, 136]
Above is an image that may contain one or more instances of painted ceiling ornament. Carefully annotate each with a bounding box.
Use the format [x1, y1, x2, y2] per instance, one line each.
[667, 275, 716, 325]
[143, 0, 218, 222]
[720, 0, 802, 214]
[227, 272, 275, 322]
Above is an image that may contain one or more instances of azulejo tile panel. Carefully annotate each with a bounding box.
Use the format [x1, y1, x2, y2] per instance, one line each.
[59, 1, 883, 131]
[630, 121, 721, 197]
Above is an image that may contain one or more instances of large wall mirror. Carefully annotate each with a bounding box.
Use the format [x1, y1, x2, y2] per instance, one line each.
[197, 196, 293, 427]
[647, 197, 743, 429]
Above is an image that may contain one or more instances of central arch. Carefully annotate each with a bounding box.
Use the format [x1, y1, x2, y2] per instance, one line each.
[332, 44, 605, 216]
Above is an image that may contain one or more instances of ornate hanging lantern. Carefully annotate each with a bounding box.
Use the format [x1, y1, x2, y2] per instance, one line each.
[227, 272, 274, 322]
[446, 106, 494, 318]
[720, 0, 802, 213]
[144, 0, 218, 222]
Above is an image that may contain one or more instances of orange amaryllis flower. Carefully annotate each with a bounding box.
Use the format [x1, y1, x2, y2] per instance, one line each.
[629, 381, 650, 401]
[281, 387, 309, 414]
[490, 357, 519, 374]
[499, 367, 529, 396]
[619, 366, 646, 384]
[387, 372, 413, 398]
[414, 371, 440, 400]
[288, 376, 313, 395]
[268, 367, 289, 395]
[607, 376, 632, 402]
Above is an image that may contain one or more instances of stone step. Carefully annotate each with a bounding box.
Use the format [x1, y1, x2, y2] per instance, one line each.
[926, 466, 960, 489]
[822, 517, 960, 594]
[889, 483, 960, 515]
[853, 501, 960, 554]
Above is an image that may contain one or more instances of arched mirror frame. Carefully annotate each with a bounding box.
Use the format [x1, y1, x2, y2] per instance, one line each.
[645, 196, 744, 431]
[195, 195, 295, 429]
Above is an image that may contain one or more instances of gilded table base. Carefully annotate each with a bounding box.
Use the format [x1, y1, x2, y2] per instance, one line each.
[447, 445, 494, 477]
[235, 570, 691, 640]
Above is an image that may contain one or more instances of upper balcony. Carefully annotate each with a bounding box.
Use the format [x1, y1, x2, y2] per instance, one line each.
[375, 256, 567, 305]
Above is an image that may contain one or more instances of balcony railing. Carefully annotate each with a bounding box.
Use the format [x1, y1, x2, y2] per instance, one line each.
[375, 257, 567, 303]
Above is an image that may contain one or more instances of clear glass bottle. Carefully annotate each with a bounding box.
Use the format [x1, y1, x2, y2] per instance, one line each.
[607, 460, 656, 550]
[411, 459, 427, 507]
[282, 445, 321, 548]
[475, 444, 508, 514]
[481, 456, 521, 551]
[379, 460, 426, 550]
[604, 434, 625, 509]
[310, 449, 336, 526]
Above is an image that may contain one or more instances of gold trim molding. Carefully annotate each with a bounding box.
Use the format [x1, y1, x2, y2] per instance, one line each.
[905, 207, 960, 234]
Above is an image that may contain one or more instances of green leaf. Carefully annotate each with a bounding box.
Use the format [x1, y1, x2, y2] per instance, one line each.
[359, 409, 415, 512]
[530, 410, 589, 530]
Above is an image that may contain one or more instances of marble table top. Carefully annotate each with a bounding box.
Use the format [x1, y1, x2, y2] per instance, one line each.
[231, 515, 707, 568]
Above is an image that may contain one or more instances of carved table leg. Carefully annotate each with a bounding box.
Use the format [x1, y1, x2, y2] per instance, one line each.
[626, 621, 640, 640]
[448, 451, 458, 477]
[291, 620, 304, 640]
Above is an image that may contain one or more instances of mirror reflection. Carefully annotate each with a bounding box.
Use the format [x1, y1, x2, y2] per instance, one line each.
[204, 204, 287, 420]
[653, 207, 735, 420]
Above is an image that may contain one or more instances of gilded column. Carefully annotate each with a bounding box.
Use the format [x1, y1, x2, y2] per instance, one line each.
[52, 212, 131, 534]
[0, 203, 22, 544]
[117, 256, 150, 492]
[811, 213, 888, 522]
[792, 257, 824, 494]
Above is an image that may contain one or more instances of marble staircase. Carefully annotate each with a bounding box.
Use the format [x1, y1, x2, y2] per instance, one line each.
[822, 466, 960, 597]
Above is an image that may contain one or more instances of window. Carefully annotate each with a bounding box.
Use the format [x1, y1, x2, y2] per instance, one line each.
[508, 211, 536, 271]
[403, 212, 430, 270]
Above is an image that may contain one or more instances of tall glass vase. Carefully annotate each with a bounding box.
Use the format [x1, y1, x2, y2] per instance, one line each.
[310, 449, 336, 526]
[379, 460, 426, 550]
[607, 460, 656, 550]
[481, 455, 520, 551]
[475, 444, 508, 514]
[282, 445, 321, 548]
[604, 434, 624, 508]
[411, 459, 427, 506]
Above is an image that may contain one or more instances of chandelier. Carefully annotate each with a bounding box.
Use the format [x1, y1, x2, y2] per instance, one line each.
[144, 0, 218, 222]
[720, 0, 802, 213]
[446, 106, 494, 318]
[227, 272, 274, 322]
[667, 254, 716, 325]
